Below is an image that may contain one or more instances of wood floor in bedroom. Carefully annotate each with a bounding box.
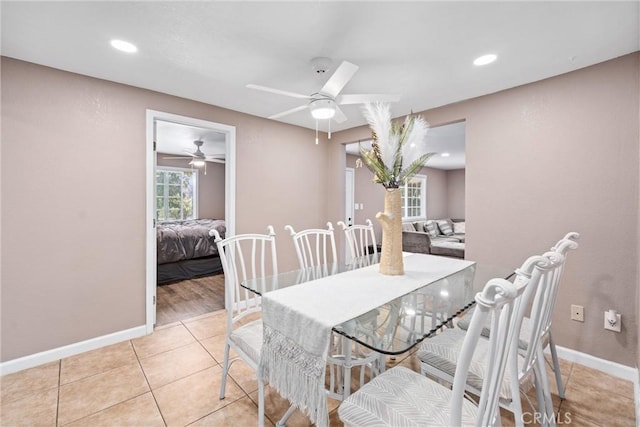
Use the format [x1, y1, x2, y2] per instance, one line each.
[155, 274, 225, 326]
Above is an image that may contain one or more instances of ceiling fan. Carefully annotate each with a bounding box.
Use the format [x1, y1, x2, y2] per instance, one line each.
[247, 57, 400, 141]
[162, 140, 225, 174]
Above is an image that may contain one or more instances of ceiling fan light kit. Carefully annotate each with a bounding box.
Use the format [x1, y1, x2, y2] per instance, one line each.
[309, 98, 336, 119]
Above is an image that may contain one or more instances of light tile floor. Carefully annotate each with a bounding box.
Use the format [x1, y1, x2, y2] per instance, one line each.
[1, 309, 636, 426]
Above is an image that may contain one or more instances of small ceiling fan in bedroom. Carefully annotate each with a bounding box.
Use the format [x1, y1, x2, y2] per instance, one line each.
[246, 57, 401, 143]
[162, 140, 225, 175]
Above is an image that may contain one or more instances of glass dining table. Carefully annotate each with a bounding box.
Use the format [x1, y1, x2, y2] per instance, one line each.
[241, 253, 514, 356]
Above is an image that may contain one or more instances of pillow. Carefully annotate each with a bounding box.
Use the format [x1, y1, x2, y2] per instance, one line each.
[436, 219, 454, 236]
[402, 223, 416, 232]
[425, 220, 440, 238]
[453, 221, 466, 234]
[413, 221, 427, 233]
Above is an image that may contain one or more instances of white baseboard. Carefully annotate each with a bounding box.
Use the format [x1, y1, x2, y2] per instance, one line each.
[0, 325, 148, 376]
[554, 345, 637, 382]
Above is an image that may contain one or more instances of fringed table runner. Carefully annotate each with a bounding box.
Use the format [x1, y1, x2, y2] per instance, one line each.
[259, 253, 475, 426]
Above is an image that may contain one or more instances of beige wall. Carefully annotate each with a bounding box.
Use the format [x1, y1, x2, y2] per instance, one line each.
[2, 52, 638, 367]
[156, 155, 225, 219]
[335, 53, 639, 366]
[447, 169, 466, 219]
[1, 57, 331, 361]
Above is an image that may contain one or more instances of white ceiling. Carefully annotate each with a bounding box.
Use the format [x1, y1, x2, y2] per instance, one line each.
[2, 1, 638, 169]
[155, 120, 226, 157]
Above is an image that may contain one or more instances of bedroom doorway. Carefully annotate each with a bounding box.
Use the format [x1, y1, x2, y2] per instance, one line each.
[145, 110, 236, 332]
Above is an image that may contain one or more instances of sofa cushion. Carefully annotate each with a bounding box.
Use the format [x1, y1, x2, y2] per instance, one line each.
[430, 241, 465, 258]
[453, 221, 466, 234]
[402, 222, 416, 232]
[452, 233, 466, 243]
[436, 219, 454, 236]
[425, 220, 439, 238]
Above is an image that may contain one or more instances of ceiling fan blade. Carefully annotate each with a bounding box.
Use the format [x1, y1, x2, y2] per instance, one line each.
[337, 93, 401, 105]
[162, 156, 191, 160]
[205, 158, 226, 164]
[269, 104, 309, 119]
[333, 105, 348, 124]
[319, 61, 359, 98]
[246, 84, 310, 99]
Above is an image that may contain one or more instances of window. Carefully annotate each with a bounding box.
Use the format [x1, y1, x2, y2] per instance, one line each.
[156, 167, 198, 221]
[400, 174, 427, 220]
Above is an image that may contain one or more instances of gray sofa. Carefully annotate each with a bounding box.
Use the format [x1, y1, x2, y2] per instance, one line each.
[402, 218, 466, 258]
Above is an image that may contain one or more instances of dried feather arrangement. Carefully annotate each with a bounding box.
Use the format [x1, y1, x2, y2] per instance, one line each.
[359, 102, 433, 188]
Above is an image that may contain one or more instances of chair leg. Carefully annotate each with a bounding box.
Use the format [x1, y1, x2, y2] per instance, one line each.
[509, 372, 525, 427]
[548, 332, 565, 399]
[536, 348, 556, 427]
[343, 336, 353, 399]
[276, 405, 296, 427]
[257, 378, 265, 427]
[219, 341, 231, 400]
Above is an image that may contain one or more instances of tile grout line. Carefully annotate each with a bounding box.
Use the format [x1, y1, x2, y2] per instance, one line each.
[131, 337, 169, 427]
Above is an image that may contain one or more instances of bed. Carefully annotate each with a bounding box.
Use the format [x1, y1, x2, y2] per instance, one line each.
[156, 218, 226, 284]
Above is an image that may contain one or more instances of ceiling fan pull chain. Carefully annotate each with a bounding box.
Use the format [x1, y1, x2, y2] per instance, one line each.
[328, 118, 331, 140]
[315, 119, 319, 144]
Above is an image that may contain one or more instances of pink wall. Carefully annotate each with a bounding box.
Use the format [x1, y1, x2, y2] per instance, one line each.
[1, 57, 331, 362]
[334, 53, 639, 366]
[446, 169, 466, 219]
[2, 52, 638, 367]
[156, 155, 225, 219]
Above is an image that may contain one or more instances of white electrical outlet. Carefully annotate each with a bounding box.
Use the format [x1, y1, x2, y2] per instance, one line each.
[604, 311, 621, 332]
[571, 304, 584, 322]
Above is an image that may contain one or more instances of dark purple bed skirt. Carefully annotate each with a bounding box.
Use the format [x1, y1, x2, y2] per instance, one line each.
[157, 256, 223, 284]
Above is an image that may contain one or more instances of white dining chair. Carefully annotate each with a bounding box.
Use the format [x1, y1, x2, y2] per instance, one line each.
[339, 277, 524, 427]
[418, 254, 561, 427]
[285, 222, 337, 269]
[210, 226, 278, 427]
[337, 219, 378, 259]
[456, 232, 579, 400]
[284, 222, 382, 401]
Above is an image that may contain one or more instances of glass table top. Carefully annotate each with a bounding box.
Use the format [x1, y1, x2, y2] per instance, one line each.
[242, 254, 514, 355]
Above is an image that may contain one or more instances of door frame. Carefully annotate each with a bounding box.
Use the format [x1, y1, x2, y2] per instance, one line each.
[145, 110, 236, 333]
[344, 167, 355, 262]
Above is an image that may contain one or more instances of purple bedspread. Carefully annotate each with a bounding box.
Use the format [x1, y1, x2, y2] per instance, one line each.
[157, 219, 226, 265]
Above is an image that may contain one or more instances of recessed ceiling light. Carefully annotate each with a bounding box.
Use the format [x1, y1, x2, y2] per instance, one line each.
[441, 152, 451, 157]
[473, 54, 497, 66]
[110, 39, 137, 53]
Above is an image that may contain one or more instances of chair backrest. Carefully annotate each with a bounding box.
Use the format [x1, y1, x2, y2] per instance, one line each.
[284, 222, 337, 269]
[449, 277, 524, 426]
[512, 255, 562, 382]
[210, 226, 278, 329]
[337, 219, 377, 259]
[533, 234, 579, 339]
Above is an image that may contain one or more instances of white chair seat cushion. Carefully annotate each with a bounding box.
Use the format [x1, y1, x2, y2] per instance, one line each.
[229, 319, 262, 363]
[417, 329, 535, 401]
[338, 366, 478, 427]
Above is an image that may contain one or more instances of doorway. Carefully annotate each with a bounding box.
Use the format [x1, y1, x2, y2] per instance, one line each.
[145, 110, 236, 332]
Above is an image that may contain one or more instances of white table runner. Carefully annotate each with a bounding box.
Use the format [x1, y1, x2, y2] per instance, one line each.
[259, 253, 475, 426]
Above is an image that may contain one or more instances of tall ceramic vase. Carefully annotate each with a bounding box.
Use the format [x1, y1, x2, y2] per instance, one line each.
[376, 187, 404, 275]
